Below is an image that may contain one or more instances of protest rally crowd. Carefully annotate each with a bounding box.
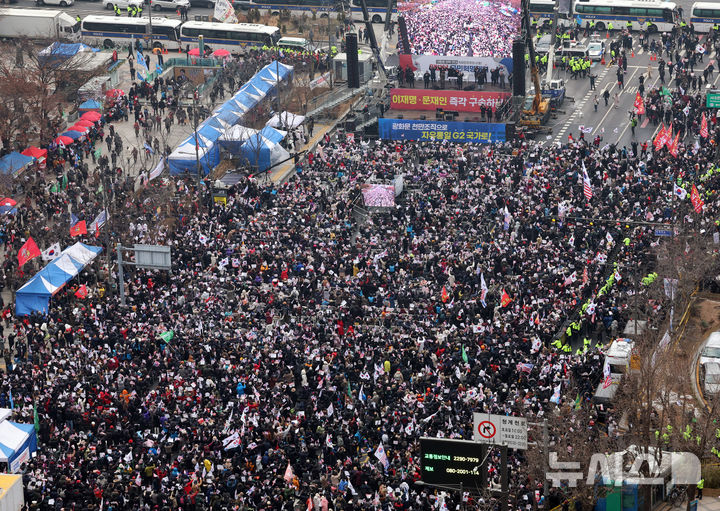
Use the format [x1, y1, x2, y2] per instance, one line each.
[400, 0, 519, 57]
[0, 6, 720, 510]
[2, 89, 720, 509]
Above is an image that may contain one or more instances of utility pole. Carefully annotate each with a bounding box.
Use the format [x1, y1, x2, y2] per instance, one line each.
[193, 87, 201, 186]
[100, 174, 112, 296]
[117, 244, 125, 306]
[148, 0, 154, 48]
[501, 445, 509, 511]
[542, 419, 549, 503]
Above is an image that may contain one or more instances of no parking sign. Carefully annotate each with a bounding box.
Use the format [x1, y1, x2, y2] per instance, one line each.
[472, 413, 528, 450]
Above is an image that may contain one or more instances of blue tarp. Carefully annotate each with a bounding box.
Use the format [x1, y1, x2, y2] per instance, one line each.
[15, 242, 103, 316]
[0, 152, 34, 176]
[39, 42, 98, 58]
[62, 130, 83, 140]
[78, 99, 102, 111]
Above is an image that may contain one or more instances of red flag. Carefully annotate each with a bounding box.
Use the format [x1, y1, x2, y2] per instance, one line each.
[653, 124, 667, 150]
[95, 221, 100, 238]
[75, 284, 88, 299]
[441, 286, 449, 303]
[306, 496, 314, 511]
[17, 237, 40, 267]
[700, 112, 709, 139]
[669, 132, 680, 157]
[500, 289, 512, 307]
[70, 220, 87, 237]
[665, 125, 674, 150]
[633, 92, 645, 115]
[691, 185, 704, 214]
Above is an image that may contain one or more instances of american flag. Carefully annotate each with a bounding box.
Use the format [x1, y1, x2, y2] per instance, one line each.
[582, 162, 592, 201]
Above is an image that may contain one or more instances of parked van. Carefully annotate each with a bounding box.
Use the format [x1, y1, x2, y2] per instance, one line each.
[701, 361, 720, 396]
[557, 44, 589, 59]
[277, 37, 310, 51]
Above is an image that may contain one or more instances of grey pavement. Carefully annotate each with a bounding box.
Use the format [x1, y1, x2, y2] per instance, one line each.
[535, 31, 720, 150]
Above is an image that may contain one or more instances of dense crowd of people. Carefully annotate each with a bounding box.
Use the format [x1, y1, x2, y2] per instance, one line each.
[401, 0, 519, 56]
[1, 13, 720, 511]
[3, 107, 720, 509]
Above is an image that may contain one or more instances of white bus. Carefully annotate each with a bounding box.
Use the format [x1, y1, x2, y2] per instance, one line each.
[238, 0, 397, 24]
[529, 0, 572, 29]
[81, 15, 182, 50]
[572, 0, 679, 32]
[690, 2, 720, 32]
[179, 21, 280, 54]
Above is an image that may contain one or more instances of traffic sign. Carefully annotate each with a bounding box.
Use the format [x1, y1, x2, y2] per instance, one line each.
[707, 92, 720, 109]
[654, 228, 673, 237]
[473, 413, 528, 450]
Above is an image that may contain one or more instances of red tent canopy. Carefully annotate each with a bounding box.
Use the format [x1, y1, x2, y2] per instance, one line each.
[74, 119, 95, 128]
[0, 198, 17, 207]
[188, 48, 201, 56]
[81, 111, 102, 122]
[21, 146, 47, 161]
[55, 135, 74, 146]
[212, 49, 231, 57]
[68, 124, 89, 133]
[105, 89, 124, 98]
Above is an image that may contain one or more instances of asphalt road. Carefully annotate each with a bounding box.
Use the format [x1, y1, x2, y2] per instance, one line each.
[534, 30, 720, 150]
[9, 0, 214, 19]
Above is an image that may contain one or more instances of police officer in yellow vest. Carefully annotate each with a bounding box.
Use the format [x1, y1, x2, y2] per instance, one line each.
[697, 479, 704, 499]
[608, 22, 614, 31]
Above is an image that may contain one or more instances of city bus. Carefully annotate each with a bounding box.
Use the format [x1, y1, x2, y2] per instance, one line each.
[529, 0, 571, 29]
[572, 0, 679, 32]
[690, 2, 720, 33]
[179, 21, 280, 53]
[238, 0, 397, 24]
[81, 15, 182, 49]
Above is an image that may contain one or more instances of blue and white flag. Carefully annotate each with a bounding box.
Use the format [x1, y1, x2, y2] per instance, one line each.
[550, 383, 562, 404]
[89, 210, 108, 232]
[480, 273, 488, 308]
[374, 443, 390, 471]
[359, 385, 366, 403]
[144, 142, 154, 155]
[136, 50, 148, 72]
[8, 388, 13, 410]
[70, 212, 79, 227]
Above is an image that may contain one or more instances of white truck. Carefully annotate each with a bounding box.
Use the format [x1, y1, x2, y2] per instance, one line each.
[0, 8, 80, 41]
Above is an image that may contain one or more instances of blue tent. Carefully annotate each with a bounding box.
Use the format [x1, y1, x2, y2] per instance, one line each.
[0, 152, 34, 176]
[231, 92, 258, 110]
[15, 242, 103, 316]
[78, 99, 102, 111]
[214, 106, 242, 125]
[0, 420, 38, 473]
[219, 125, 286, 155]
[168, 134, 220, 176]
[239, 132, 290, 172]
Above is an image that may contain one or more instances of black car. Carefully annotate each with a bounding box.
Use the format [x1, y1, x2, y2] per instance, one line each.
[189, 0, 214, 7]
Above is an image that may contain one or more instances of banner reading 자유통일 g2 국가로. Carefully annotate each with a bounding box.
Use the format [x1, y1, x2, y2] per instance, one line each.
[390, 88, 511, 113]
[378, 119, 505, 143]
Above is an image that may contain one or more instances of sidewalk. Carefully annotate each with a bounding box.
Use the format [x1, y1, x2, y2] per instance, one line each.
[699, 496, 720, 511]
[267, 122, 331, 185]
